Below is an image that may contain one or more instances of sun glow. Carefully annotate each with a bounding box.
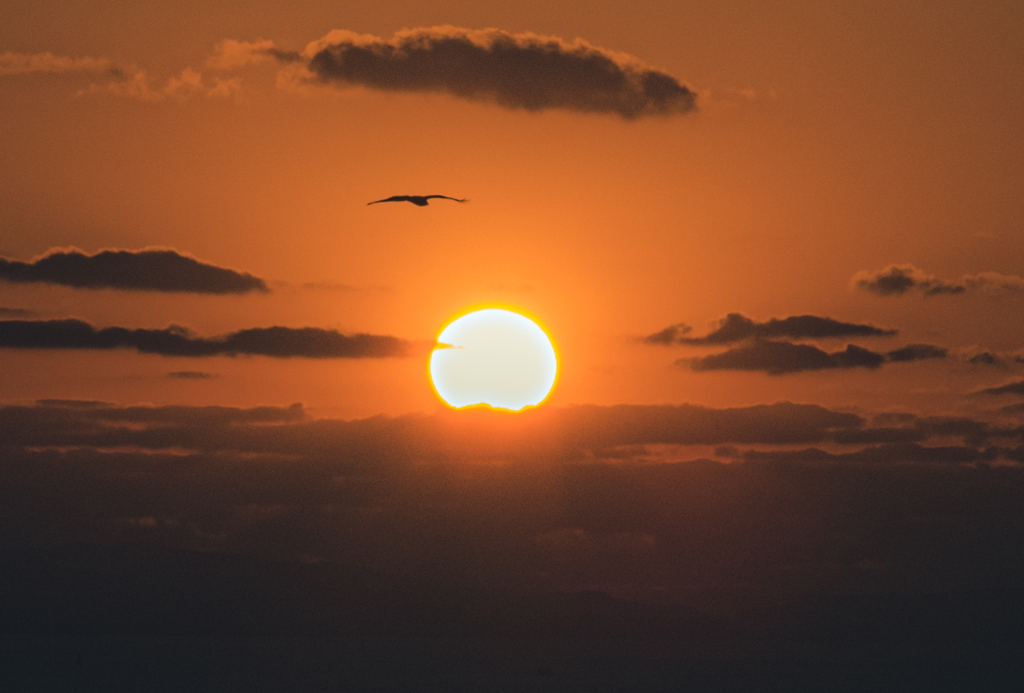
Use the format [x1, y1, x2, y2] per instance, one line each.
[430, 308, 558, 411]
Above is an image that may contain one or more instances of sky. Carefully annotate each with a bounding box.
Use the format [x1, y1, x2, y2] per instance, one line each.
[3, 1, 1024, 686]
[3, 0, 1023, 417]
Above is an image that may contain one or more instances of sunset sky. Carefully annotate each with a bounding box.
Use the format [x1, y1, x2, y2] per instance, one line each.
[3, 0, 1021, 418]
[3, 1, 1024, 687]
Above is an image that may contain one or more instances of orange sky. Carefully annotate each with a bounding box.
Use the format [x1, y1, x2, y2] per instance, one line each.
[2, 0, 1024, 418]
[7, 7, 1024, 680]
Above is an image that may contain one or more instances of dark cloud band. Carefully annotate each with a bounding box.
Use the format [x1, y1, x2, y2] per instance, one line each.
[301, 27, 696, 119]
[2, 399, 1022, 646]
[853, 264, 1024, 297]
[979, 380, 1024, 396]
[0, 248, 269, 294]
[167, 370, 218, 379]
[887, 344, 948, 362]
[646, 313, 895, 346]
[688, 340, 885, 374]
[686, 339, 947, 374]
[0, 319, 419, 358]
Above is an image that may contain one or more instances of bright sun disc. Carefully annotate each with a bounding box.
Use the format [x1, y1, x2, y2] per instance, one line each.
[430, 308, 557, 411]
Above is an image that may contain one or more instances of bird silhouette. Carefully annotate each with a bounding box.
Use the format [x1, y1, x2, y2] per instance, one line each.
[367, 195, 468, 207]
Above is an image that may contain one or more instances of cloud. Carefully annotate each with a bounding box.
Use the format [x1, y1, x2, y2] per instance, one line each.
[206, 39, 277, 70]
[164, 67, 209, 98]
[0, 247, 268, 294]
[58, 29, 695, 115]
[80, 67, 243, 102]
[300, 281, 359, 291]
[647, 313, 895, 346]
[741, 442, 989, 466]
[835, 415, 994, 447]
[886, 344, 948, 362]
[553, 401, 864, 447]
[684, 337, 949, 375]
[294, 26, 696, 119]
[643, 323, 692, 345]
[167, 371, 218, 380]
[0, 307, 34, 317]
[853, 264, 1024, 297]
[2, 398, 1023, 632]
[0, 51, 111, 76]
[978, 380, 1024, 396]
[688, 340, 886, 374]
[34, 398, 111, 409]
[0, 319, 421, 358]
[0, 400, 867, 457]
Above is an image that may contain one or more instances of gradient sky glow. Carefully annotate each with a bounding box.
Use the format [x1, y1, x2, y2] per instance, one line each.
[1, 0, 1021, 419]
[3, 5, 1024, 687]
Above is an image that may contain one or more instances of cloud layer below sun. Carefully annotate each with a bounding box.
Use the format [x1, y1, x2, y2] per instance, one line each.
[2, 399, 1023, 611]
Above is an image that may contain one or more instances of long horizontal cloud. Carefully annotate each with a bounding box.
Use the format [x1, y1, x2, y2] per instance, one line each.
[0, 400, 863, 453]
[687, 339, 947, 374]
[0, 248, 268, 294]
[853, 264, 1024, 297]
[79, 66, 244, 102]
[688, 340, 885, 374]
[0, 51, 111, 76]
[296, 26, 695, 119]
[167, 370, 218, 380]
[741, 442, 991, 466]
[0, 319, 420, 358]
[4, 400, 1018, 475]
[887, 343, 948, 362]
[979, 380, 1024, 396]
[645, 313, 895, 346]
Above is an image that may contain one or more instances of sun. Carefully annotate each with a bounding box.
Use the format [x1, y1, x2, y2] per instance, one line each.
[430, 308, 558, 411]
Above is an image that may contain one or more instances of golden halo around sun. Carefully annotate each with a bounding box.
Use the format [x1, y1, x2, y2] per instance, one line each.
[430, 308, 558, 411]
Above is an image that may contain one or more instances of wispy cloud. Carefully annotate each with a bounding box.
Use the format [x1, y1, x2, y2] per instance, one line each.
[80, 67, 243, 102]
[642, 323, 692, 345]
[205, 39, 277, 70]
[0, 319, 422, 358]
[969, 352, 1000, 366]
[289, 26, 696, 119]
[853, 264, 1024, 297]
[0, 51, 111, 76]
[0, 247, 268, 294]
[1, 50, 240, 101]
[167, 371, 218, 380]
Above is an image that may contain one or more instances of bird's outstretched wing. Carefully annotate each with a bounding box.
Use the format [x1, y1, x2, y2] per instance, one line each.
[367, 194, 468, 206]
[367, 195, 413, 205]
[423, 195, 468, 203]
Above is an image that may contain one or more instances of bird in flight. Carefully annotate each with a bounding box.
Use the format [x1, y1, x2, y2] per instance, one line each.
[367, 195, 468, 207]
